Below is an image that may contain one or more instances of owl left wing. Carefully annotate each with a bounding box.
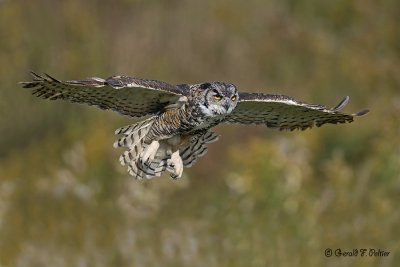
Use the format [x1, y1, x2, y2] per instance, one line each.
[21, 72, 187, 118]
[225, 92, 369, 130]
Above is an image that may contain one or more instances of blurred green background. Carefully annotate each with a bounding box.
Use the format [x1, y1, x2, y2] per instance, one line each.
[0, 0, 399, 266]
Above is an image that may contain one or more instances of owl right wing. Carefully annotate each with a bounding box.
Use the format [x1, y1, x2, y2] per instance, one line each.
[225, 92, 369, 130]
[21, 72, 188, 118]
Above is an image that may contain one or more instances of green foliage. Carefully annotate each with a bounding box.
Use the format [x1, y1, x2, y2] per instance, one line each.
[0, 0, 399, 266]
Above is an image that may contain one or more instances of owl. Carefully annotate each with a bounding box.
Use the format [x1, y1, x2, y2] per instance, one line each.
[21, 72, 368, 179]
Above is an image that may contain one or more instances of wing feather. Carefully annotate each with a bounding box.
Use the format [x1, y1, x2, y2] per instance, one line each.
[225, 92, 368, 131]
[21, 72, 187, 118]
[180, 131, 219, 167]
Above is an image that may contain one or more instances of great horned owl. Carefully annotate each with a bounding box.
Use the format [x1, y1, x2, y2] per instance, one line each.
[21, 72, 368, 179]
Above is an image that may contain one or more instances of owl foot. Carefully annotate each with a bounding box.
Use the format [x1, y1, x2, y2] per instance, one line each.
[140, 140, 160, 164]
[167, 150, 183, 179]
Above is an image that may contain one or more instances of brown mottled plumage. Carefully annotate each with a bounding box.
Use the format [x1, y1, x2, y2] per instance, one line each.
[21, 72, 368, 180]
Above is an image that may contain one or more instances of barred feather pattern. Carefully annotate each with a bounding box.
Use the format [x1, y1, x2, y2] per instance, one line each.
[128, 156, 168, 179]
[112, 103, 204, 179]
[114, 117, 159, 179]
[113, 116, 155, 149]
[21, 72, 183, 118]
[114, 115, 219, 179]
[144, 106, 207, 142]
[180, 132, 219, 167]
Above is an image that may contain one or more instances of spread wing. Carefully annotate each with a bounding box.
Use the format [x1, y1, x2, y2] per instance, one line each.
[21, 72, 187, 118]
[225, 92, 369, 130]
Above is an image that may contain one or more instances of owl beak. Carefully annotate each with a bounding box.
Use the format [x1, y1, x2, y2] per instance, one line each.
[223, 103, 230, 112]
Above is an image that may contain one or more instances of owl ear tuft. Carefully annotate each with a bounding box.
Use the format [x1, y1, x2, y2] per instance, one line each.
[200, 83, 211, 89]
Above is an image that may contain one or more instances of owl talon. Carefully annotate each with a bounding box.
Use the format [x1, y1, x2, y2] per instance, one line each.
[140, 140, 160, 164]
[167, 150, 183, 179]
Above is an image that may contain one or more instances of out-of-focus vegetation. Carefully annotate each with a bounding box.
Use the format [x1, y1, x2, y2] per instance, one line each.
[0, 0, 399, 266]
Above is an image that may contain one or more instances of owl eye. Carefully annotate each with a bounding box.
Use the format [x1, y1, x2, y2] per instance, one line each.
[231, 95, 237, 101]
[213, 95, 222, 101]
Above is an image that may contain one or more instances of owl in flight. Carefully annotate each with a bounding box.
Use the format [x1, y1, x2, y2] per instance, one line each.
[22, 72, 368, 179]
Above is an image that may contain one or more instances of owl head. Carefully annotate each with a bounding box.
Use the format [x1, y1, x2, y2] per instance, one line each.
[192, 82, 239, 117]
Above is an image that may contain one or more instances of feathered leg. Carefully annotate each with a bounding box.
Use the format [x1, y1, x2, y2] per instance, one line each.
[166, 150, 184, 179]
[139, 140, 160, 164]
